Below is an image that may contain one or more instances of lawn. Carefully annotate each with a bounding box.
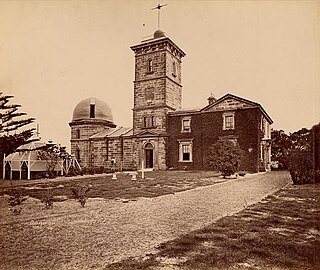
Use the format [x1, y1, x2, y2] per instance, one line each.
[0, 170, 222, 201]
[106, 183, 320, 270]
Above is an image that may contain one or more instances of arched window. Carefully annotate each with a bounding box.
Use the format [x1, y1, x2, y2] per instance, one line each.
[172, 62, 177, 77]
[144, 143, 154, 149]
[147, 59, 153, 72]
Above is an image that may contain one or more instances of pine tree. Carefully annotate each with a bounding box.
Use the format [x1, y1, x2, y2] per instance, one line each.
[0, 92, 36, 175]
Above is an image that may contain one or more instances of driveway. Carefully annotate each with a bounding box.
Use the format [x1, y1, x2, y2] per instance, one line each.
[0, 171, 291, 270]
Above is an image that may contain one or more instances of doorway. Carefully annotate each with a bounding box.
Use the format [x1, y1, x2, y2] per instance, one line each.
[144, 143, 154, 169]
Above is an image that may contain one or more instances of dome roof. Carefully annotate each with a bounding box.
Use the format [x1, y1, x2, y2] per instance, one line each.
[72, 97, 114, 123]
[154, 29, 165, 39]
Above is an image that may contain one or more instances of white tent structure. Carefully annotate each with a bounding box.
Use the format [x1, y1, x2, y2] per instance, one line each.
[3, 141, 80, 180]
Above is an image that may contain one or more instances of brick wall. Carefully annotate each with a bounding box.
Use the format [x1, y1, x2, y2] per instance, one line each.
[167, 108, 262, 172]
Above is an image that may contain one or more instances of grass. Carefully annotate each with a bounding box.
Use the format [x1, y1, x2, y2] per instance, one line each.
[0, 170, 222, 201]
[106, 183, 320, 270]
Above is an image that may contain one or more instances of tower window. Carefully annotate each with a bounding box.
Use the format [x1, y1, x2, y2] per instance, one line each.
[76, 129, 80, 139]
[152, 116, 156, 127]
[172, 62, 177, 77]
[90, 104, 95, 118]
[147, 59, 153, 73]
[143, 116, 156, 128]
[145, 87, 155, 101]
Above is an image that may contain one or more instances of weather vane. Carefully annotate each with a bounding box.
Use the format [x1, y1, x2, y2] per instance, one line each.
[152, 3, 167, 30]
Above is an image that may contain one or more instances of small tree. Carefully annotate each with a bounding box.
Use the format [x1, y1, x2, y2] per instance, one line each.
[37, 142, 67, 178]
[71, 185, 92, 207]
[207, 140, 244, 178]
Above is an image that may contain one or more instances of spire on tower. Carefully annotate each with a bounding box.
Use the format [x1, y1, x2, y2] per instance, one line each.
[152, 3, 167, 30]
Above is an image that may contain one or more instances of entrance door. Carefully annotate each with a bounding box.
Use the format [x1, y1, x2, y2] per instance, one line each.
[144, 143, 154, 169]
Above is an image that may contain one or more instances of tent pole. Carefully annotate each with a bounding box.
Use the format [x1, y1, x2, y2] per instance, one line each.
[2, 154, 5, 180]
[19, 162, 22, 180]
[27, 151, 31, 180]
[10, 161, 12, 180]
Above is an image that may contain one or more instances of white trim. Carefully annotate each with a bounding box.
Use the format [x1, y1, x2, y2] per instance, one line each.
[178, 140, 193, 162]
[181, 116, 191, 133]
[223, 111, 235, 130]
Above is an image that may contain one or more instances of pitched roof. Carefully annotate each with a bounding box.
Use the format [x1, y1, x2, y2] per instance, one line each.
[89, 127, 133, 139]
[108, 127, 132, 138]
[201, 93, 273, 124]
[89, 128, 118, 139]
[169, 106, 202, 115]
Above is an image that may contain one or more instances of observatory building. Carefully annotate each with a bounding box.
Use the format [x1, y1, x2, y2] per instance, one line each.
[69, 30, 273, 172]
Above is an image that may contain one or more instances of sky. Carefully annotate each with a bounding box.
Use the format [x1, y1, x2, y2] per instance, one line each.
[0, 0, 319, 150]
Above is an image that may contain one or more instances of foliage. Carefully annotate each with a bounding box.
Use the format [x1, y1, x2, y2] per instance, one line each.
[289, 149, 314, 185]
[8, 188, 27, 206]
[271, 129, 291, 169]
[81, 166, 111, 175]
[312, 123, 320, 174]
[272, 127, 314, 170]
[41, 189, 54, 209]
[37, 142, 67, 178]
[207, 140, 244, 178]
[288, 123, 320, 184]
[0, 92, 36, 175]
[8, 188, 28, 215]
[70, 185, 92, 207]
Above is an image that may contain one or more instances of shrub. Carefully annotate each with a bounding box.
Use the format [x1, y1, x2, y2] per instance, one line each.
[207, 140, 244, 178]
[238, 171, 246, 177]
[70, 185, 92, 207]
[41, 189, 54, 209]
[258, 160, 266, 172]
[289, 149, 314, 184]
[8, 188, 27, 215]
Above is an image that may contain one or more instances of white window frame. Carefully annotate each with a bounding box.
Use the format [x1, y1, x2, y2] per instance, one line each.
[223, 112, 235, 130]
[181, 116, 191, 133]
[178, 140, 193, 162]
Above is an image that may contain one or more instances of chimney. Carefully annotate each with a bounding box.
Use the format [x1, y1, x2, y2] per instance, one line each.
[207, 93, 216, 105]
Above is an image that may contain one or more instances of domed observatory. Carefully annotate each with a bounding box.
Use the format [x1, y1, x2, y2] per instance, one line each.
[69, 97, 116, 167]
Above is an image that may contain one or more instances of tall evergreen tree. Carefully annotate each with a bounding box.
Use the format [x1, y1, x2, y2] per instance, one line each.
[0, 92, 36, 175]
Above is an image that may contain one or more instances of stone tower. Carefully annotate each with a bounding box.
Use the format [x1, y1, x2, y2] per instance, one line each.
[130, 30, 185, 170]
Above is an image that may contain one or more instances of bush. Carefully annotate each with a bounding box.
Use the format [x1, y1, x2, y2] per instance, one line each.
[207, 140, 244, 178]
[8, 188, 27, 215]
[41, 189, 54, 209]
[238, 171, 246, 177]
[289, 149, 314, 184]
[70, 185, 92, 207]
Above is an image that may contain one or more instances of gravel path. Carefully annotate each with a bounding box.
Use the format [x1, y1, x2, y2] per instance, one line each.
[0, 171, 291, 270]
